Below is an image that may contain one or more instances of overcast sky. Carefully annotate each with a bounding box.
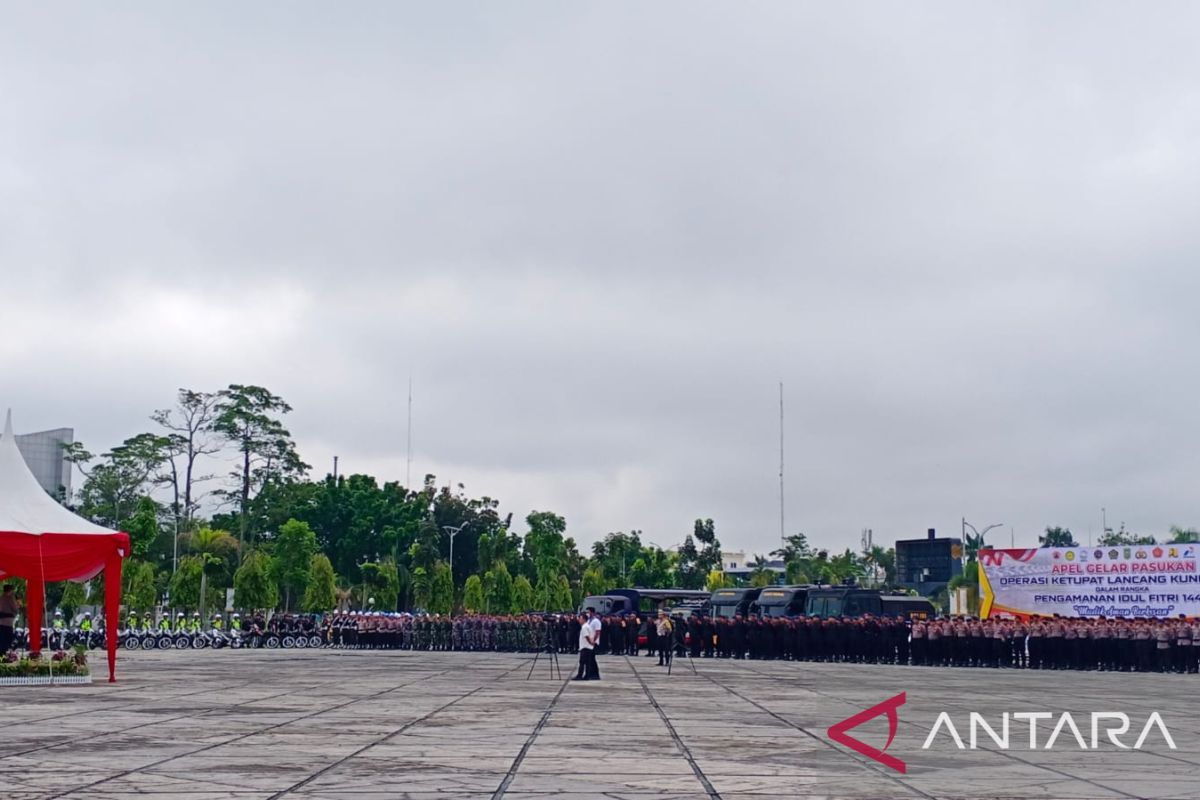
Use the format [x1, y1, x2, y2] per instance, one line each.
[3, 3, 1199, 556]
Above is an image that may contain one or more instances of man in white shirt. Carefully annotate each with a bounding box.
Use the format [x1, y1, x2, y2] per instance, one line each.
[573, 608, 603, 681]
[586, 611, 603, 679]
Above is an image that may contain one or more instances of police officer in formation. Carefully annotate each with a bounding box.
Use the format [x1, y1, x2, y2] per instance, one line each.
[283, 608, 1200, 676]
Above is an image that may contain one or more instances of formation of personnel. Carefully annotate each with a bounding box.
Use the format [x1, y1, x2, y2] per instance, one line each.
[123, 611, 245, 634]
[325, 610, 1200, 675]
[325, 612, 576, 652]
[117, 611, 321, 635]
[911, 615, 1200, 673]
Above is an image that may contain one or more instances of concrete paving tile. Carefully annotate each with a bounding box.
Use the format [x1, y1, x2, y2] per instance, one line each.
[1, 650, 1196, 799]
[285, 794, 496, 800]
[59, 794, 277, 800]
[506, 772, 706, 794]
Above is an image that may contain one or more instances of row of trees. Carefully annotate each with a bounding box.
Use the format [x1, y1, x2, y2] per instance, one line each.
[53, 385, 753, 614]
[54, 385, 1198, 616]
[64, 387, 912, 615]
[1037, 525, 1200, 548]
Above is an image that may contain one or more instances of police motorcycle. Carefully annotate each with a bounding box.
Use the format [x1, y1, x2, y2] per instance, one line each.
[301, 614, 325, 648]
[170, 612, 194, 648]
[273, 614, 302, 648]
[120, 614, 144, 650]
[47, 611, 70, 650]
[280, 624, 298, 649]
[75, 613, 104, 650]
[120, 613, 162, 650]
[227, 614, 245, 649]
[276, 615, 322, 649]
[203, 615, 234, 649]
[178, 613, 209, 649]
[147, 616, 177, 650]
[244, 617, 280, 649]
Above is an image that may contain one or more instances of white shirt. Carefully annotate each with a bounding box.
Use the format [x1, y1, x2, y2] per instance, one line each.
[579, 616, 601, 650]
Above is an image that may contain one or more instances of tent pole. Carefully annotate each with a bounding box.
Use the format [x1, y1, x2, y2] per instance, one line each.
[26, 575, 44, 656]
[105, 555, 122, 682]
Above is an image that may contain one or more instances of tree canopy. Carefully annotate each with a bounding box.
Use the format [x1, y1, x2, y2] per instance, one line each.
[52, 382, 1200, 617]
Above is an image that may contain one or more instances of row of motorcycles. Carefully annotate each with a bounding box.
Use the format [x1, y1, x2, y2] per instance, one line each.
[121, 627, 326, 650]
[9, 627, 326, 651]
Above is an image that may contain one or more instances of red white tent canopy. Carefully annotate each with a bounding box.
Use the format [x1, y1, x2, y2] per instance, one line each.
[0, 411, 129, 681]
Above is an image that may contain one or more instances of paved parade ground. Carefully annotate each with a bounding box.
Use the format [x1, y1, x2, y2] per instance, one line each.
[1, 649, 1198, 800]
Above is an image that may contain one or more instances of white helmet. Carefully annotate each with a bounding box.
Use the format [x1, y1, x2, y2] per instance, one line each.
[54, 610, 62, 617]
[176, 612, 185, 618]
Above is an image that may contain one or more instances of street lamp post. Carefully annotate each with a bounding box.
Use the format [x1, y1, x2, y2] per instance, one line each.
[359, 555, 367, 611]
[962, 518, 1004, 555]
[442, 523, 468, 616]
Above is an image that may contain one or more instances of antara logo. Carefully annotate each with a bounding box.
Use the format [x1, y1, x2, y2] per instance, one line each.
[922, 712, 1176, 751]
[827, 692, 907, 773]
[827, 694, 1176, 773]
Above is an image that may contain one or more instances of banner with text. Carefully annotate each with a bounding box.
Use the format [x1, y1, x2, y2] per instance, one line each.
[978, 545, 1200, 619]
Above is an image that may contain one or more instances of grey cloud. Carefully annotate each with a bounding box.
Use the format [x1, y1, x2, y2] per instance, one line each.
[3, 2, 1200, 556]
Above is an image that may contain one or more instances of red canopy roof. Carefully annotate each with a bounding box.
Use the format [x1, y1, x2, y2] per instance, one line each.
[0, 411, 128, 681]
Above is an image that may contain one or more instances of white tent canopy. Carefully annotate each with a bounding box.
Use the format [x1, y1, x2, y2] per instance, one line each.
[0, 410, 114, 535]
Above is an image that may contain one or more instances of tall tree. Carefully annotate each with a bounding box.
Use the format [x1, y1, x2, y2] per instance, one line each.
[552, 574, 574, 612]
[533, 573, 557, 611]
[748, 555, 775, 588]
[411, 566, 431, 610]
[124, 496, 163, 557]
[522, 511, 569, 594]
[361, 559, 400, 610]
[184, 527, 238, 617]
[484, 562, 514, 614]
[234, 550, 278, 610]
[1039, 526, 1079, 548]
[674, 535, 702, 589]
[706, 569, 734, 591]
[580, 565, 610, 597]
[512, 574, 534, 613]
[212, 385, 309, 555]
[591, 531, 643, 583]
[771, 533, 813, 563]
[168, 557, 203, 609]
[693, 519, 723, 576]
[430, 561, 453, 615]
[784, 560, 810, 585]
[123, 560, 159, 610]
[58, 582, 86, 619]
[65, 433, 171, 528]
[151, 388, 221, 533]
[462, 574, 485, 612]
[827, 549, 865, 584]
[1168, 526, 1200, 543]
[629, 546, 674, 587]
[1097, 524, 1155, 546]
[302, 554, 337, 612]
[272, 519, 317, 611]
[861, 545, 896, 588]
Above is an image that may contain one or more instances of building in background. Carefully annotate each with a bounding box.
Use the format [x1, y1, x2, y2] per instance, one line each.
[720, 550, 786, 586]
[895, 528, 963, 597]
[721, 550, 748, 571]
[15, 428, 74, 499]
